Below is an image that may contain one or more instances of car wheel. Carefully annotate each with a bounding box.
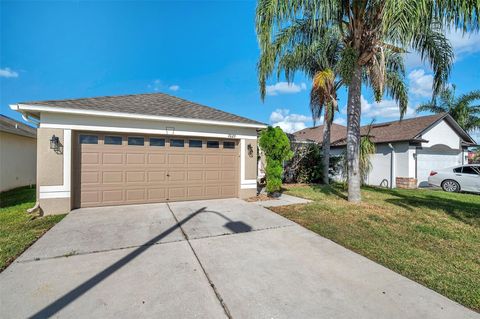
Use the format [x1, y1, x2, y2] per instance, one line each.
[441, 180, 460, 192]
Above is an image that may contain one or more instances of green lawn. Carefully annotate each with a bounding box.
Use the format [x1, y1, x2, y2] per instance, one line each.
[0, 186, 65, 271]
[270, 184, 480, 312]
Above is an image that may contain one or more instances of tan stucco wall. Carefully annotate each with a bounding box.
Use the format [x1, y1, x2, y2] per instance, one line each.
[37, 128, 64, 186]
[0, 132, 37, 192]
[244, 139, 257, 180]
[39, 197, 70, 215]
[239, 188, 256, 199]
[37, 127, 70, 215]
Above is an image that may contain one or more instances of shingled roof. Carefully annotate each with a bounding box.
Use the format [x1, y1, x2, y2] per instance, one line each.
[0, 115, 36, 138]
[19, 93, 265, 126]
[294, 113, 476, 146]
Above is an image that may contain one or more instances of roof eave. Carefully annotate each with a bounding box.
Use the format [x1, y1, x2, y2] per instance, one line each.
[12, 103, 267, 129]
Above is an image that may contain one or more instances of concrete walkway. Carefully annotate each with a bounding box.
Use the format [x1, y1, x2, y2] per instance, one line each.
[0, 199, 477, 319]
[252, 193, 312, 207]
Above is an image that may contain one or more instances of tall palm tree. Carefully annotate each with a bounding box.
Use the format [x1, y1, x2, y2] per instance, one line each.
[256, 0, 475, 202]
[417, 85, 480, 132]
[258, 20, 407, 185]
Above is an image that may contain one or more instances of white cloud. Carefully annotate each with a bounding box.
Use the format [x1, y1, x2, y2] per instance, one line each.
[148, 79, 162, 91]
[405, 28, 480, 69]
[408, 69, 433, 98]
[447, 28, 480, 57]
[148, 80, 180, 92]
[269, 108, 312, 133]
[361, 95, 415, 119]
[333, 117, 346, 125]
[266, 82, 307, 96]
[0, 68, 19, 78]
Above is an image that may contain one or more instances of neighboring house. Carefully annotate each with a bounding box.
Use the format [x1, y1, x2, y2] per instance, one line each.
[0, 115, 37, 192]
[293, 113, 477, 188]
[10, 93, 266, 215]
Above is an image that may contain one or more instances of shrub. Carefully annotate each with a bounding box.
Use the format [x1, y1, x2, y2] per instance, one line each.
[285, 143, 324, 183]
[259, 126, 293, 194]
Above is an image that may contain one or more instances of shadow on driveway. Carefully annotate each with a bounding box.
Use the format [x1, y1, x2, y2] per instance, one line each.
[29, 206, 251, 319]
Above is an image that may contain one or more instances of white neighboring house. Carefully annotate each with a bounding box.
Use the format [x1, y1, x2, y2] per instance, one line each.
[0, 115, 37, 192]
[293, 113, 477, 188]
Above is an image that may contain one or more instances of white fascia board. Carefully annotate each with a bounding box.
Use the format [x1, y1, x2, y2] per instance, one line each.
[40, 123, 257, 139]
[16, 104, 267, 129]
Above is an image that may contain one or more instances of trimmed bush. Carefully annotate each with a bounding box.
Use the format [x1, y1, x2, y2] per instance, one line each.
[259, 126, 293, 194]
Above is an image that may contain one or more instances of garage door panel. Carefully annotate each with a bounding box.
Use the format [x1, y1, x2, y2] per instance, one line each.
[205, 186, 221, 197]
[102, 171, 123, 184]
[126, 153, 145, 164]
[81, 191, 100, 205]
[169, 187, 186, 200]
[102, 190, 124, 203]
[187, 186, 203, 197]
[76, 132, 239, 207]
[147, 171, 166, 182]
[103, 153, 123, 165]
[205, 170, 221, 181]
[147, 188, 167, 201]
[187, 171, 203, 181]
[168, 171, 186, 182]
[81, 171, 100, 184]
[82, 153, 100, 164]
[222, 171, 236, 180]
[205, 155, 220, 165]
[222, 185, 237, 197]
[147, 154, 166, 164]
[126, 189, 145, 201]
[188, 155, 204, 165]
[126, 171, 146, 183]
[222, 155, 237, 166]
[168, 154, 186, 164]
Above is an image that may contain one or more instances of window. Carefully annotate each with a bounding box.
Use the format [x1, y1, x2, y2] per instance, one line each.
[79, 135, 98, 144]
[189, 140, 202, 148]
[453, 167, 462, 173]
[462, 166, 479, 175]
[150, 138, 165, 147]
[128, 137, 144, 146]
[223, 141, 235, 149]
[170, 139, 184, 147]
[104, 136, 122, 145]
[207, 141, 219, 148]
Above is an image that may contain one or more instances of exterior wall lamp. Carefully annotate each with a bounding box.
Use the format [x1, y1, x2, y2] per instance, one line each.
[247, 143, 254, 157]
[50, 135, 60, 151]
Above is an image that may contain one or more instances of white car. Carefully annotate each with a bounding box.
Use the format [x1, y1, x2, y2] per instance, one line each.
[428, 164, 480, 193]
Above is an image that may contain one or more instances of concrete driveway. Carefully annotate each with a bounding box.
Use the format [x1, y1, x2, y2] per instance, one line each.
[0, 199, 477, 319]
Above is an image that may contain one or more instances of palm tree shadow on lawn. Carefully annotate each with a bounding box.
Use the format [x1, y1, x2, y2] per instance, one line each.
[370, 187, 480, 227]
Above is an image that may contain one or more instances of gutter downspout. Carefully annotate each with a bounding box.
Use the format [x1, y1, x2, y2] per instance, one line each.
[388, 143, 395, 189]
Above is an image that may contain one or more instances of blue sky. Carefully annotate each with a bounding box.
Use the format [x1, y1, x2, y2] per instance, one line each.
[1, 1, 480, 140]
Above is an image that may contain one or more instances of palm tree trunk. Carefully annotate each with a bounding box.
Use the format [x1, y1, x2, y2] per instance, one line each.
[322, 120, 331, 184]
[346, 65, 362, 202]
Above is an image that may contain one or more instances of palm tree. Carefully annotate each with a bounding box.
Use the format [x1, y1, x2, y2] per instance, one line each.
[257, 20, 407, 185]
[417, 85, 480, 132]
[256, 0, 476, 202]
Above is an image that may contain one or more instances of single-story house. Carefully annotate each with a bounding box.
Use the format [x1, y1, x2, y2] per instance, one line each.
[0, 115, 37, 192]
[10, 93, 266, 215]
[293, 113, 477, 188]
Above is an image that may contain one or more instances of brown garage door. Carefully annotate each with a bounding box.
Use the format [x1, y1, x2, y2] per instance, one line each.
[73, 132, 239, 208]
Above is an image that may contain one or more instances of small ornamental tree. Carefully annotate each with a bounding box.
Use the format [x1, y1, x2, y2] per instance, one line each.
[259, 126, 293, 194]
